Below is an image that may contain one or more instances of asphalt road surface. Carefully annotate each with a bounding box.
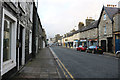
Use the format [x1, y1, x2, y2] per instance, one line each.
[51, 46, 119, 78]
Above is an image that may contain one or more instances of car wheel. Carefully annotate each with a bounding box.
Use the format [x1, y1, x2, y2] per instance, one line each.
[80, 49, 81, 52]
[92, 50, 95, 54]
[116, 53, 120, 58]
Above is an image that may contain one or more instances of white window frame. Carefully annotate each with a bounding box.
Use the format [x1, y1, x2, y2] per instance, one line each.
[1, 8, 17, 75]
[29, 30, 32, 54]
[30, 3, 33, 22]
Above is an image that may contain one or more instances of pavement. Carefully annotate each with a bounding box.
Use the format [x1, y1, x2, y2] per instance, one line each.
[11, 47, 61, 79]
[103, 52, 116, 57]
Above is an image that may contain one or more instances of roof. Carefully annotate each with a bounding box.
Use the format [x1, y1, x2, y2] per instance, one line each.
[80, 20, 98, 32]
[104, 7, 118, 21]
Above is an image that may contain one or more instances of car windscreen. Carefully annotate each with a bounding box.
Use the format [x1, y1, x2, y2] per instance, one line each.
[89, 46, 96, 48]
[79, 45, 82, 47]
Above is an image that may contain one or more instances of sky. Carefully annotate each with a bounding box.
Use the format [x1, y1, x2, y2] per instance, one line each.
[37, 0, 119, 39]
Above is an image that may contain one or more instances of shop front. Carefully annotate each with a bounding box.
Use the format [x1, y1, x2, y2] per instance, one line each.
[73, 40, 79, 48]
[115, 34, 120, 53]
[88, 39, 98, 46]
[80, 39, 87, 47]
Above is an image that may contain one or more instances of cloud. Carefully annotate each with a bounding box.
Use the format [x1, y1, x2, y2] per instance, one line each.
[38, 0, 119, 38]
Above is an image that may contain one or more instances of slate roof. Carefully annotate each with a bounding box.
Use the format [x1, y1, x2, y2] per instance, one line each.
[80, 20, 98, 32]
[104, 7, 118, 21]
[63, 20, 98, 37]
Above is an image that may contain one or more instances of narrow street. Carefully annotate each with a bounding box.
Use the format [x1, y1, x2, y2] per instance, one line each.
[51, 46, 119, 78]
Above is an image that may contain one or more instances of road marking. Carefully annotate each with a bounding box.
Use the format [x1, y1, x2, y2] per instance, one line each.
[58, 58, 75, 80]
[56, 59, 68, 78]
[49, 47, 75, 80]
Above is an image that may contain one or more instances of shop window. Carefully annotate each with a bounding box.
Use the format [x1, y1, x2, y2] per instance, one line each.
[3, 20, 12, 62]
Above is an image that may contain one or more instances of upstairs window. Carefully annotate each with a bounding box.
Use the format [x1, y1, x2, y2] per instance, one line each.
[104, 14, 106, 20]
[30, 3, 33, 22]
[104, 24, 107, 34]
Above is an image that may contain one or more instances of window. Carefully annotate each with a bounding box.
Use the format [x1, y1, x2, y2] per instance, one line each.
[30, 3, 33, 22]
[104, 24, 106, 34]
[3, 20, 12, 62]
[104, 14, 106, 20]
[1, 8, 17, 75]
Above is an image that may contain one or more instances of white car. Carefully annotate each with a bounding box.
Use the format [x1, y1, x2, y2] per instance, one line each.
[116, 51, 120, 58]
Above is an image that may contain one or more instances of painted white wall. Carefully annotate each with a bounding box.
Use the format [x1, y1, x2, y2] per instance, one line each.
[43, 41, 45, 48]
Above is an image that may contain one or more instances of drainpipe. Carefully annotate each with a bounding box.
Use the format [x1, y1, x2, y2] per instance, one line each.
[97, 27, 99, 47]
[0, 2, 3, 79]
[112, 20, 114, 53]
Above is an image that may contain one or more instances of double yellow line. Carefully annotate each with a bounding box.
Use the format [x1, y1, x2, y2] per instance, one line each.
[56, 58, 75, 80]
[49, 47, 75, 80]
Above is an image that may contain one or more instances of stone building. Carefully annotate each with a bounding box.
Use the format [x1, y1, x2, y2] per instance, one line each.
[79, 21, 99, 47]
[98, 6, 118, 52]
[42, 28, 47, 48]
[86, 17, 95, 26]
[55, 34, 62, 42]
[0, 1, 19, 79]
[113, 9, 120, 53]
[0, 1, 46, 79]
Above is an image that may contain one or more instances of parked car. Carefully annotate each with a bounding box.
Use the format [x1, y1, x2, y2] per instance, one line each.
[116, 51, 120, 58]
[86, 46, 103, 54]
[77, 45, 87, 51]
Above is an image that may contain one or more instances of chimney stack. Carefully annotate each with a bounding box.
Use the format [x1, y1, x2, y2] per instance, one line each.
[78, 22, 84, 30]
[107, 4, 117, 7]
[85, 17, 95, 26]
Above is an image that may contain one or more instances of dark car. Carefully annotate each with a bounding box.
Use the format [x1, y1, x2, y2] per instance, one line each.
[86, 46, 103, 54]
[77, 45, 87, 51]
[116, 51, 120, 58]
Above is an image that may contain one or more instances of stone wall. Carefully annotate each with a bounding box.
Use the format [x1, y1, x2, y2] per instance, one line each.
[80, 28, 97, 39]
[113, 13, 120, 32]
[98, 10, 113, 52]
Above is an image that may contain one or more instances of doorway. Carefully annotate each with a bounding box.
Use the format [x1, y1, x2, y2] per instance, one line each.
[107, 37, 113, 53]
[101, 40, 106, 52]
[19, 26, 23, 67]
[18, 25, 25, 70]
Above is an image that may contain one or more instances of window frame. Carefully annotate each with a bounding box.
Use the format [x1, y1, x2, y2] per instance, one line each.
[1, 8, 17, 75]
[29, 30, 32, 54]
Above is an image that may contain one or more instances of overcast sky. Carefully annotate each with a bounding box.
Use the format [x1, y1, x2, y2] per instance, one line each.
[37, 0, 119, 39]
